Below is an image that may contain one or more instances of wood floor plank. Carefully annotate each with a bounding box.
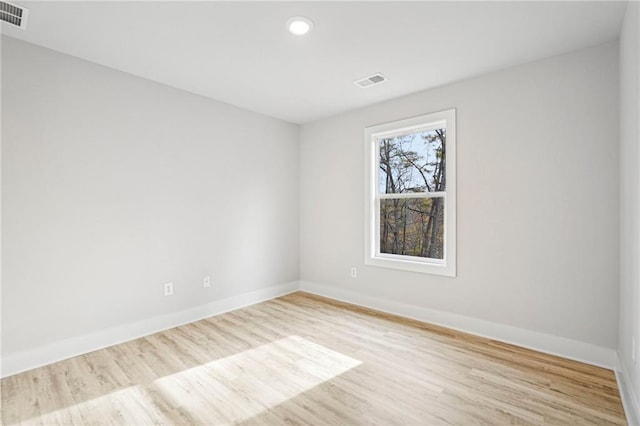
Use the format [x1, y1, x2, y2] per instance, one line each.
[1, 291, 627, 425]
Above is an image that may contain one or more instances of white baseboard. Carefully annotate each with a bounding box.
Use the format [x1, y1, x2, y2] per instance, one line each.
[300, 280, 617, 370]
[616, 353, 640, 426]
[1, 281, 299, 378]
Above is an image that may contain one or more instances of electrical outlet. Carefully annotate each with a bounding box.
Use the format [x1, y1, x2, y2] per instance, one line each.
[350, 267, 358, 278]
[164, 282, 174, 296]
[632, 337, 636, 364]
[203, 275, 211, 288]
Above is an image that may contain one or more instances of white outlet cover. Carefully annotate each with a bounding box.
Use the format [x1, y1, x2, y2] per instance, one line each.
[164, 282, 174, 296]
[203, 276, 211, 288]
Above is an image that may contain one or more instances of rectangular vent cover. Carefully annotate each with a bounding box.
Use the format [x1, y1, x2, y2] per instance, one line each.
[354, 73, 388, 88]
[0, 1, 28, 29]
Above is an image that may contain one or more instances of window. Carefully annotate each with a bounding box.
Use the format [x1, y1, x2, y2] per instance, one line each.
[364, 109, 456, 276]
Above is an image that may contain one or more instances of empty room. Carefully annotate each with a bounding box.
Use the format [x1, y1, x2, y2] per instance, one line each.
[1, 1, 639, 424]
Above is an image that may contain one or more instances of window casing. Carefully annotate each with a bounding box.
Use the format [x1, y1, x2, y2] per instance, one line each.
[364, 109, 456, 276]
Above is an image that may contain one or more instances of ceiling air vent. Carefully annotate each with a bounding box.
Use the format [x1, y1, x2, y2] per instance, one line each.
[354, 73, 388, 88]
[0, 1, 28, 29]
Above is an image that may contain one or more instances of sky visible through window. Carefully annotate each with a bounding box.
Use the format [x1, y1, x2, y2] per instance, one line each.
[378, 129, 446, 195]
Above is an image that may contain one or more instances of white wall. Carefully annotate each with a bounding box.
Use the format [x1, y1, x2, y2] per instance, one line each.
[1, 37, 299, 359]
[618, 1, 640, 422]
[300, 42, 619, 358]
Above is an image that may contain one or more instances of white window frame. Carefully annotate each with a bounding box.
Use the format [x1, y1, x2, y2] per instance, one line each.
[364, 109, 456, 277]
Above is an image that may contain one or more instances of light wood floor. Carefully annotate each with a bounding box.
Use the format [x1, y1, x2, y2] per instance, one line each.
[1, 292, 627, 425]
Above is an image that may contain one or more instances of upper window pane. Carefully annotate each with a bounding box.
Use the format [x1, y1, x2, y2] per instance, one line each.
[378, 128, 446, 194]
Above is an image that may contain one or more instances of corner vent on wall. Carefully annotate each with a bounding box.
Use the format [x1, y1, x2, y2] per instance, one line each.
[354, 73, 388, 88]
[0, 1, 28, 29]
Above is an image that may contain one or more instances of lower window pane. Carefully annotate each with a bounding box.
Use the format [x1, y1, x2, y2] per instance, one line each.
[379, 197, 444, 259]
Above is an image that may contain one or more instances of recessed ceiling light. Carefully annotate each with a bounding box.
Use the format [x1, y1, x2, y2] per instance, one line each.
[287, 17, 313, 36]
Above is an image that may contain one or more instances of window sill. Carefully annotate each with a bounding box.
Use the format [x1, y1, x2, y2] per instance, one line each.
[365, 255, 456, 277]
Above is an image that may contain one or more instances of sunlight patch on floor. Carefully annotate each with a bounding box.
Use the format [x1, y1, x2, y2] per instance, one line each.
[33, 336, 361, 424]
[153, 335, 362, 423]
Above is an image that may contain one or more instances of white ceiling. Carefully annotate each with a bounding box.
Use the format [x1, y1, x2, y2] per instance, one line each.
[1, 1, 628, 124]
